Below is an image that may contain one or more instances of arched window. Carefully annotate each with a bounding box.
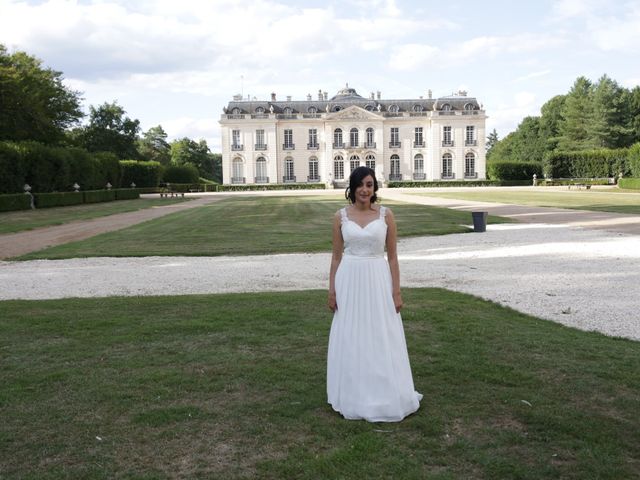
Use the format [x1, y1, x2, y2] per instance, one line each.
[349, 155, 360, 173]
[350, 128, 359, 147]
[366, 127, 375, 147]
[232, 157, 244, 183]
[255, 156, 267, 183]
[388, 104, 399, 113]
[332, 105, 342, 112]
[414, 154, 424, 174]
[334, 155, 344, 179]
[334, 128, 343, 148]
[442, 153, 453, 178]
[307, 106, 317, 114]
[441, 103, 451, 111]
[283, 107, 292, 115]
[232, 107, 241, 115]
[465, 153, 475, 177]
[308, 156, 319, 182]
[413, 104, 423, 112]
[390, 154, 400, 180]
[464, 103, 474, 111]
[255, 106, 265, 114]
[364, 104, 374, 111]
[284, 156, 295, 182]
[365, 154, 375, 170]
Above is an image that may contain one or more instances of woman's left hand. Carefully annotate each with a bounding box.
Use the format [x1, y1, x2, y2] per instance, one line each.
[393, 292, 403, 313]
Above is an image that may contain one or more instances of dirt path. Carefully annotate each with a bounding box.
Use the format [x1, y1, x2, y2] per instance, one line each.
[0, 195, 226, 259]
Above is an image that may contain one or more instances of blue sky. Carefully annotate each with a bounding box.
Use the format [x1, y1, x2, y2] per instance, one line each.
[1, 0, 639, 152]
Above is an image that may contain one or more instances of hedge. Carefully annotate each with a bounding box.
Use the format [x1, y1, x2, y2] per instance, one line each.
[34, 192, 84, 208]
[628, 143, 640, 177]
[487, 161, 543, 180]
[618, 178, 640, 190]
[83, 190, 117, 204]
[543, 148, 629, 179]
[115, 188, 142, 200]
[119, 160, 162, 188]
[387, 179, 531, 188]
[0, 143, 25, 194]
[0, 193, 32, 212]
[162, 164, 200, 184]
[218, 183, 326, 191]
[160, 183, 218, 193]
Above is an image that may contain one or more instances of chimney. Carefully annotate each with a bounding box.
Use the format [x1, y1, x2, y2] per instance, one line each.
[370, 92, 375, 100]
[307, 93, 312, 101]
[286, 95, 292, 102]
[271, 92, 276, 101]
[428, 89, 432, 99]
[323, 91, 328, 100]
[233, 94, 242, 101]
[376, 91, 381, 100]
[318, 89, 323, 100]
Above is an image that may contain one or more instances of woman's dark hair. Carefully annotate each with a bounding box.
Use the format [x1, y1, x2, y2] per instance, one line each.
[345, 166, 378, 204]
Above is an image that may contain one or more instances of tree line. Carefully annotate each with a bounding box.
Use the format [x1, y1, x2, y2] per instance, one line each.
[487, 74, 640, 166]
[0, 44, 221, 183]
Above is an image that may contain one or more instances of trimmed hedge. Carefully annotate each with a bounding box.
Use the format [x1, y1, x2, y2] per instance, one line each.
[487, 161, 543, 181]
[540, 178, 613, 186]
[387, 179, 531, 188]
[544, 148, 629, 179]
[119, 160, 162, 188]
[0, 193, 32, 212]
[0, 143, 25, 194]
[618, 178, 640, 190]
[162, 164, 200, 184]
[34, 192, 84, 208]
[628, 143, 640, 177]
[218, 183, 326, 191]
[83, 190, 117, 204]
[160, 183, 218, 193]
[115, 188, 142, 200]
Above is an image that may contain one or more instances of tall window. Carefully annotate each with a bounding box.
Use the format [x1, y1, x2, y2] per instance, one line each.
[334, 128, 343, 148]
[443, 126, 452, 146]
[255, 157, 267, 182]
[232, 158, 244, 183]
[350, 128, 359, 147]
[232, 130, 241, 149]
[466, 126, 475, 145]
[390, 154, 400, 180]
[366, 127, 374, 147]
[390, 127, 400, 147]
[255, 129, 265, 149]
[349, 155, 360, 173]
[308, 128, 318, 148]
[414, 127, 423, 147]
[365, 154, 375, 170]
[414, 154, 424, 174]
[308, 156, 319, 181]
[284, 156, 295, 181]
[334, 155, 344, 179]
[442, 153, 453, 178]
[284, 129, 294, 149]
[465, 153, 476, 176]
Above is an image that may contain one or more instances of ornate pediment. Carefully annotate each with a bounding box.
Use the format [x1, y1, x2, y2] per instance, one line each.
[326, 105, 381, 121]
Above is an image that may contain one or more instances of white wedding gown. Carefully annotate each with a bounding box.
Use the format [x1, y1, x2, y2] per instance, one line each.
[327, 206, 422, 422]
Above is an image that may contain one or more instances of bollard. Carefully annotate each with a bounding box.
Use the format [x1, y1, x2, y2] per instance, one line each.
[471, 211, 488, 232]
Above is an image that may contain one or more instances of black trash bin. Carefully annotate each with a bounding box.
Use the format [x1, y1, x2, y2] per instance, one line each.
[471, 211, 488, 232]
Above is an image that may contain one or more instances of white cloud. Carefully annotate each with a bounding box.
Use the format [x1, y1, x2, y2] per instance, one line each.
[487, 92, 539, 138]
[515, 70, 552, 82]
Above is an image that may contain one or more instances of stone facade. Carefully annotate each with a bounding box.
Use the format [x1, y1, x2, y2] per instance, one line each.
[219, 86, 486, 186]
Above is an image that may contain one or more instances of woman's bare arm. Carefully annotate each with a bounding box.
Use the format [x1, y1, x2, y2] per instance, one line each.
[385, 208, 403, 313]
[328, 211, 344, 312]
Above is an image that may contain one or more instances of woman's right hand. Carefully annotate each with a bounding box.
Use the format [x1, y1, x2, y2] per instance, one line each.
[328, 291, 337, 312]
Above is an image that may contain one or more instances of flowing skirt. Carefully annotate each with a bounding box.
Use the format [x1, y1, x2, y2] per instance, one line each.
[327, 255, 422, 422]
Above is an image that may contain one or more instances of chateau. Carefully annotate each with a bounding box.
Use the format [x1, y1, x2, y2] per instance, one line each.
[219, 85, 486, 186]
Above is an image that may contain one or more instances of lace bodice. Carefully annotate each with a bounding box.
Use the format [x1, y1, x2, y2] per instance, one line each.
[340, 206, 388, 257]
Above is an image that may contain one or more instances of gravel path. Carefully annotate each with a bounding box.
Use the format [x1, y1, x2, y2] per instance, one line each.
[2, 222, 638, 341]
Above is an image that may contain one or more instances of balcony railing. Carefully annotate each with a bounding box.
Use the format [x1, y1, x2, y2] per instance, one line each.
[277, 114, 298, 119]
[389, 142, 401, 148]
[441, 172, 456, 179]
[364, 142, 376, 148]
[409, 112, 429, 117]
[438, 111, 456, 116]
[347, 143, 359, 149]
[255, 176, 269, 183]
[442, 140, 454, 147]
[302, 113, 322, 118]
[255, 144, 267, 150]
[283, 143, 295, 150]
[383, 112, 402, 117]
[283, 176, 297, 183]
[231, 177, 246, 184]
[413, 141, 425, 148]
[462, 111, 479, 115]
[413, 173, 426, 180]
[307, 143, 319, 150]
[464, 172, 478, 179]
[226, 114, 245, 119]
[307, 176, 320, 183]
[465, 140, 477, 146]
[251, 114, 269, 119]
[231, 144, 243, 151]
[389, 174, 402, 181]
[333, 142, 344, 149]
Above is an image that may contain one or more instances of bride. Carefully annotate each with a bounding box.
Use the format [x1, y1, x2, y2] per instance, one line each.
[327, 166, 422, 422]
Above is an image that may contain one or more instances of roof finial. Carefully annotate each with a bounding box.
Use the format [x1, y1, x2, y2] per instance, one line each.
[346, 82, 349, 88]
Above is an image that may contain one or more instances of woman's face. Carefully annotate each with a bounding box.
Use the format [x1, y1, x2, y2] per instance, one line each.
[355, 175, 375, 204]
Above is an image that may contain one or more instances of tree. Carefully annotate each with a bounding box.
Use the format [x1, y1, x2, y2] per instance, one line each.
[170, 137, 220, 181]
[0, 44, 83, 143]
[557, 76, 594, 151]
[589, 75, 630, 148]
[138, 125, 170, 164]
[75, 101, 141, 159]
[486, 129, 499, 158]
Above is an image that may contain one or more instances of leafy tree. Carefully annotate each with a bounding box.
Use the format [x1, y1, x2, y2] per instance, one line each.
[539, 95, 565, 151]
[627, 86, 640, 144]
[557, 76, 594, 151]
[486, 129, 499, 158]
[0, 44, 83, 143]
[75, 101, 141, 159]
[138, 125, 170, 164]
[589, 75, 630, 148]
[170, 138, 220, 181]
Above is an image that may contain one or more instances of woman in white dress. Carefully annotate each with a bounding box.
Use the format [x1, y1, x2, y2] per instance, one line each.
[327, 166, 422, 422]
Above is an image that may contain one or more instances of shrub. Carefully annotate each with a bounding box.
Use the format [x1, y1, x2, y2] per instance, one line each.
[114, 188, 141, 200]
[119, 160, 162, 188]
[34, 192, 84, 208]
[218, 183, 325, 192]
[487, 161, 543, 180]
[83, 189, 116, 204]
[93, 152, 121, 189]
[627, 143, 640, 177]
[618, 178, 640, 190]
[0, 193, 32, 212]
[163, 164, 200, 184]
[544, 148, 629, 178]
[0, 143, 26, 194]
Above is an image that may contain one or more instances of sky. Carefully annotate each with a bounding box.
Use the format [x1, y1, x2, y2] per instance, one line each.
[1, 0, 640, 153]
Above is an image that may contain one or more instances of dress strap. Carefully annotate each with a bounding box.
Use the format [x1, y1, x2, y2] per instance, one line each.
[379, 206, 387, 219]
[339, 208, 348, 224]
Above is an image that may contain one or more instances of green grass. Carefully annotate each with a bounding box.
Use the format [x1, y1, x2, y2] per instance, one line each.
[16, 196, 510, 260]
[410, 188, 640, 215]
[0, 197, 192, 234]
[1, 289, 638, 479]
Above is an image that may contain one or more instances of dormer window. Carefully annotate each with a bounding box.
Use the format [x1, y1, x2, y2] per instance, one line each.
[389, 104, 399, 113]
[332, 105, 342, 112]
[283, 107, 292, 115]
[464, 103, 474, 111]
[308, 106, 317, 114]
[232, 107, 241, 114]
[255, 106, 265, 114]
[442, 103, 451, 111]
[364, 104, 374, 111]
[413, 104, 423, 112]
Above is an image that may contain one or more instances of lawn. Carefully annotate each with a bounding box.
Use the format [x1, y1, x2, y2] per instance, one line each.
[1, 289, 638, 479]
[16, 195, 510, 260]
[410, 188, 640, 215]
[0, 197, 192, 234]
